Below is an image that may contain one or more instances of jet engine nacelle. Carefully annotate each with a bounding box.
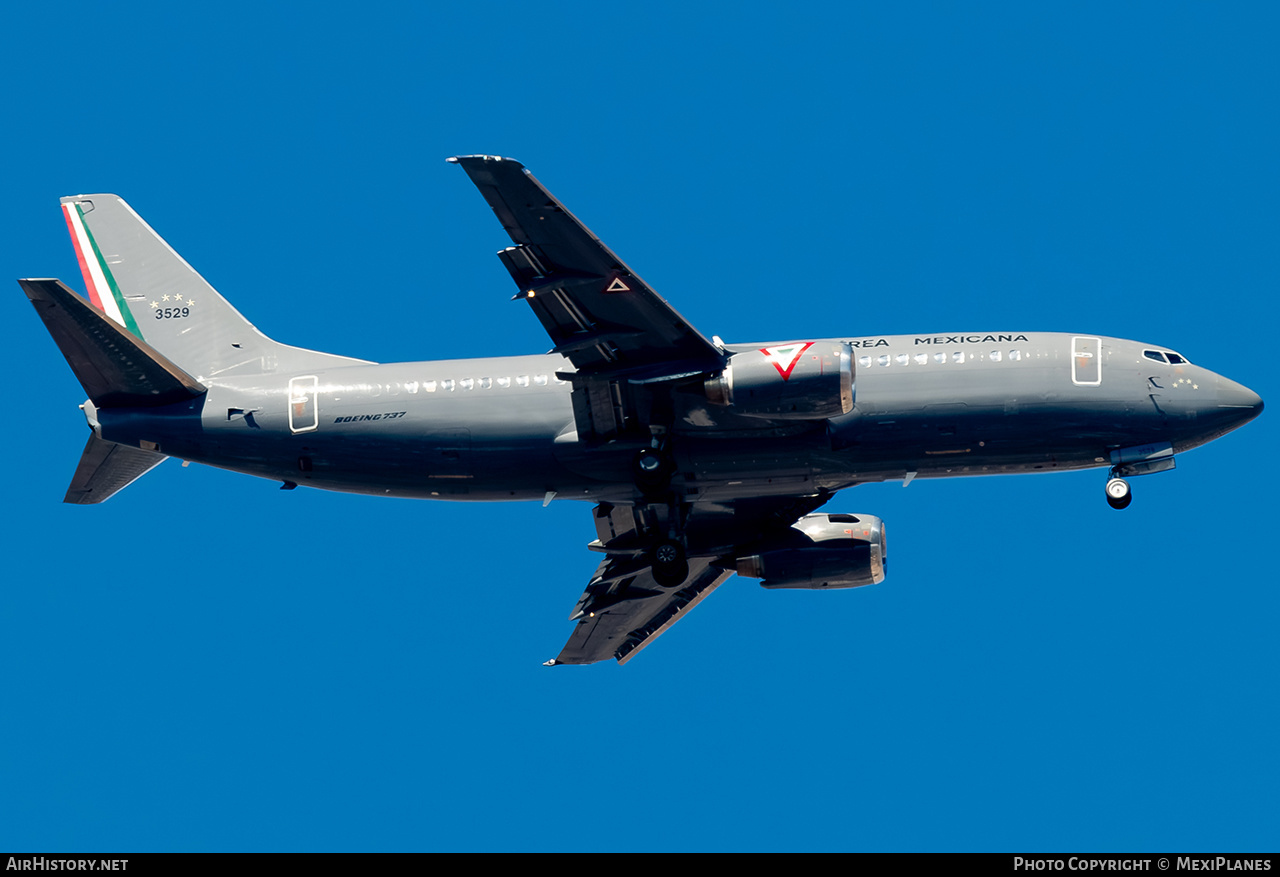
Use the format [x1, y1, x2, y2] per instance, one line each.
[705, 342, 853, 419]
[735, 513, 886, 589]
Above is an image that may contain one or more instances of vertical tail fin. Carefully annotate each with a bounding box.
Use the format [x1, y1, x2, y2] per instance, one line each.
[60, 195, 365, 378]
[61, 195, 278, 379]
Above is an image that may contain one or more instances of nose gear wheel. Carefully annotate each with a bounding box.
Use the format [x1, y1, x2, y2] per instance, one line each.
[1105, 476, 1132, 510]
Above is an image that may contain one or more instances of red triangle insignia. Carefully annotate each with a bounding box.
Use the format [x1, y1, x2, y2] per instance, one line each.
[760, 342, 814, 380]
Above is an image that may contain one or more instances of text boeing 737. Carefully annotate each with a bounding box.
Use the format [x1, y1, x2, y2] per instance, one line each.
[20, 156, 1263, 664]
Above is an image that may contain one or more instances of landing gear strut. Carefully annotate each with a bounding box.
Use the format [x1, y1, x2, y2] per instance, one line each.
[1105, 476, 1132, 510]
[636, 435, 687, 586]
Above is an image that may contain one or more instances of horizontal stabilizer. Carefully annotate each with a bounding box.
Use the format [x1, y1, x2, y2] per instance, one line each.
[20, 278, 207, 407]
[64, 434, 166, 504]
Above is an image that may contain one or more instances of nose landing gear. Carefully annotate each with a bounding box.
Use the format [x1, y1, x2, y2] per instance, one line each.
[1103, 443, 1176, 510]
[1105, 475, 1132, 510]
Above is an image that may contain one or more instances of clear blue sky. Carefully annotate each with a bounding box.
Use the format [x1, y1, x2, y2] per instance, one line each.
[2, 1, 1276, 852]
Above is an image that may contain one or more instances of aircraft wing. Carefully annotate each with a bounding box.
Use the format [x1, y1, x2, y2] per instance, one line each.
[555, 554, 731, 665]
[450, 155, 724, 378]
[553, 494, 833, 665]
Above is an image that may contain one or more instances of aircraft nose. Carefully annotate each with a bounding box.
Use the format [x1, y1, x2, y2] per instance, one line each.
[1216, 376, 1264, 425]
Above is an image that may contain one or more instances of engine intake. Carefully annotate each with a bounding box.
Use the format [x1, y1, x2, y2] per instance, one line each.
[736, 513, 886, 589]
[705, 341, 853, 419]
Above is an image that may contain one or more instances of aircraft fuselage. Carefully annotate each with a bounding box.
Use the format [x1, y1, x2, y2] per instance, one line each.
[89, 331, 1261, 504]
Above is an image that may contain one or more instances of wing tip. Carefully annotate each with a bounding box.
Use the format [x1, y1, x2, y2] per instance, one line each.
[446, 154, 526, 169]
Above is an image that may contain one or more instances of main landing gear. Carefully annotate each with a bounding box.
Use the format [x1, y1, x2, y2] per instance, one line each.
[633, 447, 674, 497]
[632, 439, 689, 586]
[650, 539, 689, 588]
[1105, 475, 1132, 510]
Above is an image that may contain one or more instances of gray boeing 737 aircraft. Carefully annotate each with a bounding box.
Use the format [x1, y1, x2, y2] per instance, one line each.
[20, 155, 1264, 665]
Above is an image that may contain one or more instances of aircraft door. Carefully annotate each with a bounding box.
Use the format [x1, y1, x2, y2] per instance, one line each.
[288, 375, 319, 434]
[1071, 337, 1101, 386]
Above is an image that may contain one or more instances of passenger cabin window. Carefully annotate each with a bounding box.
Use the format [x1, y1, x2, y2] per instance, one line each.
[535, 375, 548, 386]
[516, 375, 530, 387]
[479, 377, 492, 389]
[497, 377, 511, 388]
[843, 350, 1048, 368]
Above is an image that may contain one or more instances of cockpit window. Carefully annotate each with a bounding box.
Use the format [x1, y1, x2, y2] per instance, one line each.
[1167, 352, 1187, 364]
[1144, 350, 1168, 363]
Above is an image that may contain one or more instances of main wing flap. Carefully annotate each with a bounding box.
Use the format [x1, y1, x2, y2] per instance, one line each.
[451, 155, 723, 376]
[554, 556, 731, 665]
